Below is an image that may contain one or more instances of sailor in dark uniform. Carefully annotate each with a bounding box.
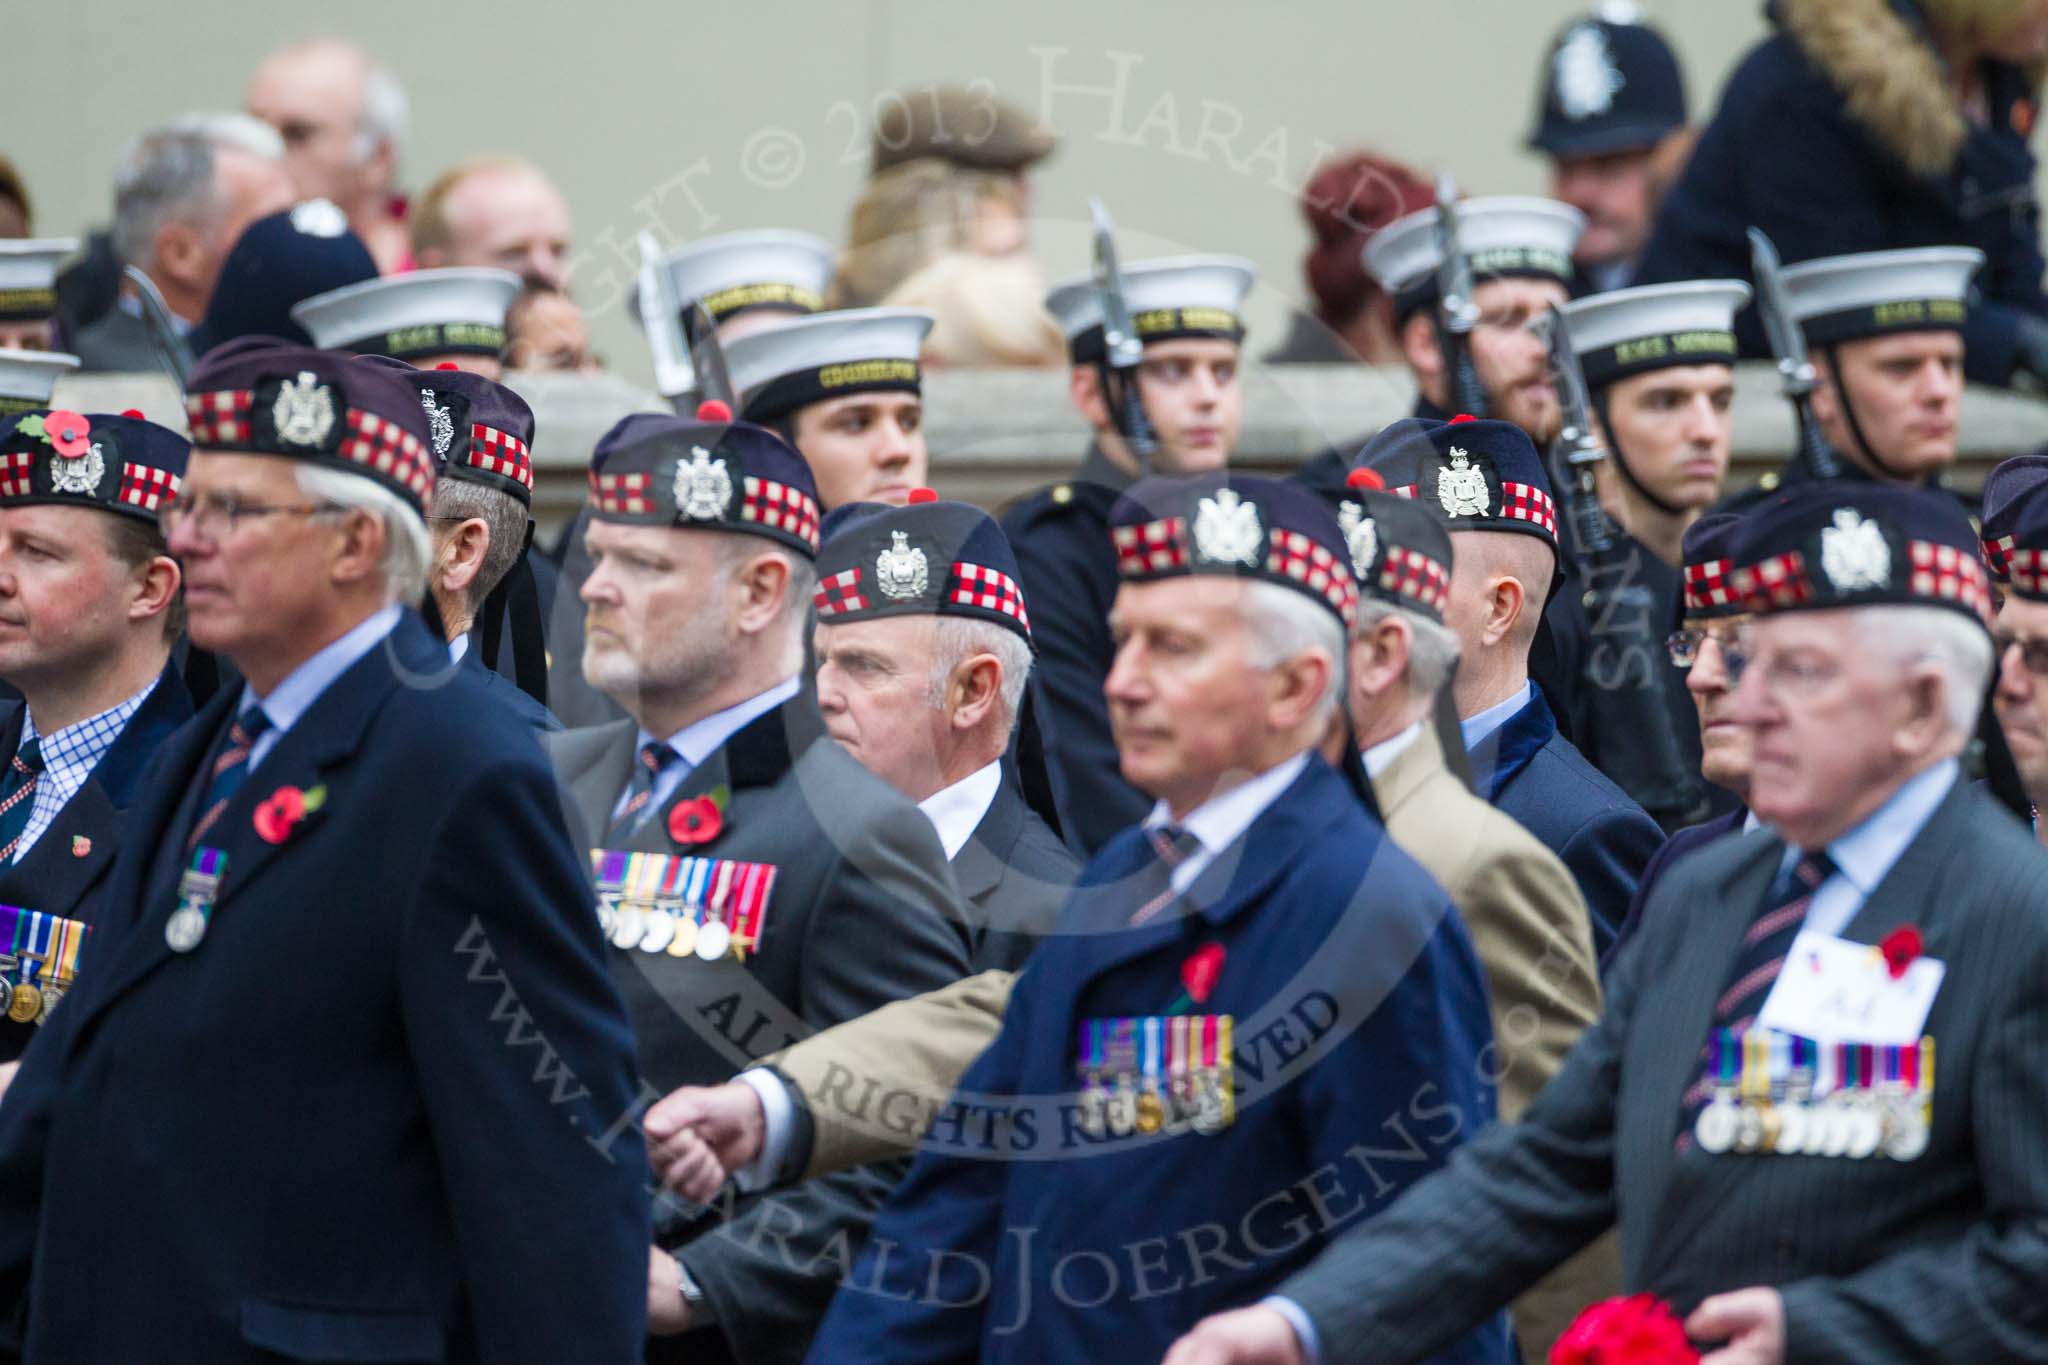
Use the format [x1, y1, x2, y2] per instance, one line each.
[0, 409, 191, 1070]
[1001, 252, 1255, 852]
[1549, 278, 1752, 823]
[1719, 245, 1984, 512]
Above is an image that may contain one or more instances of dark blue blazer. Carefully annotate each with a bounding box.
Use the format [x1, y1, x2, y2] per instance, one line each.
[1606, 805, 1748, 969]
[806, 756, 1512, 1365]
[1469, 688, 1665, 963]
[1636, 0, 2045, 386]
[1000, 446, 1151, 855]
[458, 629, 561, 733]
[0, 663, 194, 1062]
[0, 613, 649, 1363]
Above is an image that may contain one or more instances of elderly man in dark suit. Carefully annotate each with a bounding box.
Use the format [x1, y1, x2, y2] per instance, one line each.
[1166, 479, 2048, 1365]
[545, 404, 973, 1365]
[1357, 414, 1664, 958]
[0, 341, 650, 1364]
[0, 410, 191, 1074]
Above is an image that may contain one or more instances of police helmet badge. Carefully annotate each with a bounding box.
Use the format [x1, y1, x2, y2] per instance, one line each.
[1192, 487, 1264, 567]
[420, 391, 456, 460]
[1820, 507, 1890, 591]
[1554, 22, 1625, 119]
[49, 441, 106, 496]
[674, 445, 734, 521]
[1438, 447, 1490, 518]
[875, 530, 929, 600]
[1338, 500, 1378, 578]
[289, 198, 349, 238]
[272, 371, 337, 448]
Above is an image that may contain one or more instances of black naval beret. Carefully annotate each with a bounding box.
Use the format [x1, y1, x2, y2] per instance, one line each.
[0, 408, 186, 523]
[1980, 451, 2048, 582]
[587, 399, 821, 557]
[1356, 414, 1560, 553]
[1527, 7, 1688, 158]
[1680, 511, 1746, 620]
[1727, 483, 1991, 628]
[870, 86, 1056, 175]
[815, 489, 1032, 643]
[186, 200, 378, 356]
[1109, 473, 1358, 628]
[1321, 466, 1454, 625]
[359, 355, 535, 506]
[184, 338, 436, 513]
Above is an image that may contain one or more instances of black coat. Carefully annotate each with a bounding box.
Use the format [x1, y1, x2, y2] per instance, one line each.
[0, 663, 194, 1063]
[952, 764, 1080, 973]
[1637, 0, 2046, 386]
[0, 613, 650, 1363]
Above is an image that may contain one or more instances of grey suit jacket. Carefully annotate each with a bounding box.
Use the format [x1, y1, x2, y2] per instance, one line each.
[69, 306, 181, 374]
[1279, 775, 2048, 1364]
[952, 763, 1079, 974]
[546, 696, 975, 1365]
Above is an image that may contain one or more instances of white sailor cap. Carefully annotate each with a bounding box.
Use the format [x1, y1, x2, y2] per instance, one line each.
[1561, 279, 1752, 386]
[0, 239, 78, 323]
[728, 307, 934, 423]
[291, 267, 521, 360]
[0, 349, 80, 416]
[1043, 255, 1256, 363]
[1779, 246, 1984, 346]
[1364, 197, 1584, 313]
[663, 230, 834, 329]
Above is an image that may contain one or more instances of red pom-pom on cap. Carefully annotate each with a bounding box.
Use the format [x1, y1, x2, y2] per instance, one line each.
[1345, 467, 1385, 491]
[434, 362, 460, 371]
[696, 399, 733, 422]
[907, 487, 939, 505]
[1449, 413, 1477, 424]
[121, 408, 145, 420]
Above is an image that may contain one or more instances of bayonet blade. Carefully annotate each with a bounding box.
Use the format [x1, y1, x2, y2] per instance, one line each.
[1747, 227, 1813, 393]
[1433, 175, 1479, 336]
[1089, 198, 1143, 371]
[688, 301, 736, 410]
[637, 231, 696, 405]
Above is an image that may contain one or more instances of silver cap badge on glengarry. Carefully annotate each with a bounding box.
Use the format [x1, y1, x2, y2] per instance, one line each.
[421, 390, 456, 460]
[1820, 507, 1890, 592]
[272, 371, 336, 447]
[673, 445, 734, 521]
[1338, 500, 1379, 578]
[1192, 487, 1264, 567]
[49, 441, 106, 496]
[875, 530, 929, 600]
[1438, 446, 1490, 518]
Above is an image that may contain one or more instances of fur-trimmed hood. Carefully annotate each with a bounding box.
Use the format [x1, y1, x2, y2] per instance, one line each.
[1777, 0, 2043, 177]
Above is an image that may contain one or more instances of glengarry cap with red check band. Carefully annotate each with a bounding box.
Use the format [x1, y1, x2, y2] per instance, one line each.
[1321, 467, 1455, 624]
[1354, 414, 1561, 554]
[359, 355, 535, 506]
[1109, 473, 1359, 627]
[0, 408, 188, 522]
[1681, 512, 1747, 620]
[1726, 481, 1992, 628]
[1979, 454, 2048, 603]
[183, 339, 436, 514]
[814, 488, 1032, 643]
[585, 400, 821, 556]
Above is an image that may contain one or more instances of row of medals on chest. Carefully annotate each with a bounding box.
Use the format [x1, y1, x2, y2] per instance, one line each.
[0, 952, 67, 1026]
[1694, 1041, 1930, 1162]
[1077, 1058, 1232, 1138]
[596, 894, 739, 961]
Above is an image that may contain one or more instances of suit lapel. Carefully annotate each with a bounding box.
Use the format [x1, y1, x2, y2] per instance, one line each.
[950, 767, 1027, 902]
[569, 720, 639, 847]
[1835, 775, 1972, 947]
[1468, 689, 1553, 802]
[1370, 723, 1445, 821]
[0, 780, 116, 913]
[84, 662, 196, 809]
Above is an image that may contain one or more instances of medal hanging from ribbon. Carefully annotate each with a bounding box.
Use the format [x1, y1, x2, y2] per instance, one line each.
[1690, 1024, 1932, 1162]
[590, 849, 778, 962]
[1074, 1012, 1235, 1138]
[164, 846, 227, 954]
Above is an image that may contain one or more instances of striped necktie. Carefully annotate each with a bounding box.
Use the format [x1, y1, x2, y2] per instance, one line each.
[609, 741, 680, 842]
[1678, 848, 1835, 1141]
[1127, 824, 1202, 927]
[187, 708, 274, 851]
[0, 737, 43, 863]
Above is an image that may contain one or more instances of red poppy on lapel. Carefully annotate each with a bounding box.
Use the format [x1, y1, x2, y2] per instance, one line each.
[668, 796, 723, 846]
[1879, 925, 1925, 980]
[253, 784, 327, 846]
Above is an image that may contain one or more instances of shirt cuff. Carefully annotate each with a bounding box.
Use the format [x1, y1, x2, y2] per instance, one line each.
[1261, 1295, 1322, 1365]
[732, 1068, 795, 1194]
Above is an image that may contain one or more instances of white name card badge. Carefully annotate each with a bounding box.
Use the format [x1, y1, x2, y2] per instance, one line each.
[1757, 929, 1945, 1046]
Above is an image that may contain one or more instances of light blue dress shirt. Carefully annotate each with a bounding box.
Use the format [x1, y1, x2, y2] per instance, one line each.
[1459, 680, 1534, 753]
[242, 604, 403, 771]
[607, 675, 801, 826]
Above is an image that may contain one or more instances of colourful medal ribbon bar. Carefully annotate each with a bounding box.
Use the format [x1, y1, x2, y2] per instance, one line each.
[45, 913, 85, 985]
[590, 849, 631, 892]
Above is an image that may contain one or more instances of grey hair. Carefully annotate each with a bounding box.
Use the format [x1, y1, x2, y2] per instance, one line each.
[925, 617, 1033, 729]
[294, 464, 431, 607]
[1242, 582, 1345, 720]
[110, 113, 283, 269]
[1353, 598, 1462, 697]
[1856, 604, 1993, 739]
[427, 476, 528, 615]
[353, 61, 409, 170]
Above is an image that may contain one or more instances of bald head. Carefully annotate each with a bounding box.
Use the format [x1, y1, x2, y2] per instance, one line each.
[245, 39, 404, 213]
[1441, 529, 1555, 715]
[413, 158, 572, 289]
